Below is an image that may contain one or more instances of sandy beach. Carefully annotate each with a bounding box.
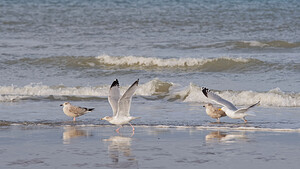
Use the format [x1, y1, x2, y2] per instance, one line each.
[1, 125, 299, 169]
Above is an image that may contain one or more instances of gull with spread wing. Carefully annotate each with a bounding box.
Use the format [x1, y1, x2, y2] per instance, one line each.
[201, 87, 260, 123]
[101, 79, 140, 133]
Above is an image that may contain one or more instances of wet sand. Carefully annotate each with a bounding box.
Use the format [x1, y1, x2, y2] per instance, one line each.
[0, 125, 300, 169]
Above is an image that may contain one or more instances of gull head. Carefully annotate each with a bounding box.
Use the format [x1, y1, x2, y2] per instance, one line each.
[60, 102, 71, 107]
[203, 103, 213, 108]
[101, 116, 113, 122]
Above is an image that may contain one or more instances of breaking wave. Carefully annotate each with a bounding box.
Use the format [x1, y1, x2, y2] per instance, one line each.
[0, 79, 299, 107]
[3, 55, 299, 73]
[96, 55, 263, 72]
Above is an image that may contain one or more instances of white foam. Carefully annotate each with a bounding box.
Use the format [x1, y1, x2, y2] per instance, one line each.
[0, 83, 109, 98]
[0, 79, 172, 101]
[1, 81, 299, 107]
[136, 79, 174, 96]
[96, 55, 250, 67]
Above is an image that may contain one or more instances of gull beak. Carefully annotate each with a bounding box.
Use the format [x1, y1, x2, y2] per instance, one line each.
[100, 118, 104, 120]
[218, 108, 222, 111]
[60, 104, 63, 106]
[203, 105, 205, 107]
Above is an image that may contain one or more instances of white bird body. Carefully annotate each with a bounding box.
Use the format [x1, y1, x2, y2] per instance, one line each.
[202, 87, 260, 123]
[103, 116, 140, 125]
[101, 79, 139, 133]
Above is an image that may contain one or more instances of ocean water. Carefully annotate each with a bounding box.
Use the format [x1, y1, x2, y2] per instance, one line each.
[0, 0, 300, 130]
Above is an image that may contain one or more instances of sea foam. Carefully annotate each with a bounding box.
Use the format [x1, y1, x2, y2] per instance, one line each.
[96, 55, 253, 67]
[0, 80, 299, 107]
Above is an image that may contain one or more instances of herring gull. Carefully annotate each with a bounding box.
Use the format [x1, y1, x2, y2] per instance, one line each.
[202, 87, 259, 123]
[203, 103, 226, 122]
[101, 79, 140, 134]
[60, 102, 94, 121]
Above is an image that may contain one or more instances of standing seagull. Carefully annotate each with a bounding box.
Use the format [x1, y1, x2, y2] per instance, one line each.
[60, 102, 94, 121]
[203, 103, 226, 122]
[101, 79, 140, 133]
[201, 87, 260, 123]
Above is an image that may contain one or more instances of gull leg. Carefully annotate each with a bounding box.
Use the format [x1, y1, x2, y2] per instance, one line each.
[116, 126, 122, 133]
[217, 118, 220, 123]
[129, 123, 135, 136]
[130, 131, 135, 137]
[242, 117, 247, 123]
[73, 117, 76, 122]
[129, 123, 135, 131]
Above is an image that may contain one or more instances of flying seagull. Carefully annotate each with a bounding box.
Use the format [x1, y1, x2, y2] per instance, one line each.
[101, 79, 140, 133]
[201, 87, 259, 123]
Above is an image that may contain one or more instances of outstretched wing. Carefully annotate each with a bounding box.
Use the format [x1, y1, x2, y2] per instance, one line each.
[201, 87, 238, 111]
[108, 79, 120, 116]
[235, 101, 260, 114]
[116, 79, 139, 117]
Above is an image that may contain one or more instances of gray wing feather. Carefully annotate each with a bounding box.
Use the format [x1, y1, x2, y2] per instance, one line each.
[108, 79, 120, 116]
[235, 101, 260, 114]
[116, 79, 139, 117]
[69, 106, 89, 116]
[202, 87, 238, 111]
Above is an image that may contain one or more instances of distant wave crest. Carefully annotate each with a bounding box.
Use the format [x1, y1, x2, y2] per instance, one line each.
[96, 55, 263, 72]
[4, 55, 298, 73]
[235, 41, 300, 49]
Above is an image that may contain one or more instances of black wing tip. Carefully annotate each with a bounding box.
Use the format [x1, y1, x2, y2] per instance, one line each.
[251, 101, 260, 107]
[201, 87, 209, 98]
[111, 79, 119, 88]
[83, 107, 94, 111]
[135, 79, 139, 85]
[88, 108, 95, 111]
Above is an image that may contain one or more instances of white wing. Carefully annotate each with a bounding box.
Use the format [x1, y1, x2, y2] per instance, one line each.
[201, 87, 238, 111]
[108, 79, 120, 116]
[116, 79, 139, 117]
[235, 101, 260, 114]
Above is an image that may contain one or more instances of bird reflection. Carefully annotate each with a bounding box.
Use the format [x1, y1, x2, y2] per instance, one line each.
[103, 136, 137, 165]
[63, 126, 90, 144]
[205, 131, 248, 143]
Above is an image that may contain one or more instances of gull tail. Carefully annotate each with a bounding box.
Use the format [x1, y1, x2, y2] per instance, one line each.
[131, 117, 141, 120]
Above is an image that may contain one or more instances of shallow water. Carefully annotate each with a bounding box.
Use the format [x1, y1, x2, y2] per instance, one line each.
[0, 126, 299, 169]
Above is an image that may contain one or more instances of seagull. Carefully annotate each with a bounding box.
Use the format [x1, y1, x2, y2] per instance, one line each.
[60, 102, 94, 121]
[201, 87, 260, 123]
[101, 79, 140, 133]
[203, 103, 226, 122]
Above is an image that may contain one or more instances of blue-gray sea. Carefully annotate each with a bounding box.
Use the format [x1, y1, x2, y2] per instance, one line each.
[0, 0, 300, 168]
